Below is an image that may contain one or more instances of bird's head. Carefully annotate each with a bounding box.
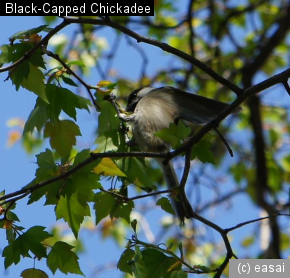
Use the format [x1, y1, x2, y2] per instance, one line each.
[126, 87, 154, 112]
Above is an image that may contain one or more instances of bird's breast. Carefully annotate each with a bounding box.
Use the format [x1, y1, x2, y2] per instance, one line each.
[131, 95, 177, 152]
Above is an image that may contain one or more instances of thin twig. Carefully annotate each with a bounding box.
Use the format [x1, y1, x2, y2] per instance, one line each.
[44, 49, 101, 110]
[224, 213, 290, 233]
[179, 150, 192, 191]
[197, 187, 246, 213]
[213, 127, 234, 157]
[125, 36, 149, 82]
[100, 188, 172, 202]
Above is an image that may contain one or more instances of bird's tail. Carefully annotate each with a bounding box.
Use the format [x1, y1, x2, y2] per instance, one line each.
[160, 160, 196, 223]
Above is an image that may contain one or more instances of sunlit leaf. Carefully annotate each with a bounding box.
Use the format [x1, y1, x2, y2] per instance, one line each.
[20, 63, 48, 103]
[93, 157, 126, 177]
[67, 60, 86, 67]
[55, 193, 90, 239]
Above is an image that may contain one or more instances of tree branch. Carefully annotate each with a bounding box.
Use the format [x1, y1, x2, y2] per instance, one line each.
[62, 16, 243, 95]
[0, 151, 167, 204]
[224, 213, 290, 233]
[44, 49, 101, 110]
[168, 67, 290, 161]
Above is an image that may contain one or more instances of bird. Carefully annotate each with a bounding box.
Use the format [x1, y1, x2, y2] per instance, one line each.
[118, 86, 240, 222]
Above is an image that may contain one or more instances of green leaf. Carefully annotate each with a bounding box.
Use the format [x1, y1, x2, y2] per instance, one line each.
[194, 265, 211, 273]
[117, 248, 135, 275]
[155, 121, 191, 149]
[156, 197, 175, 215]
[132, 246, 147, 278]
[6, 210, 20, 222]
[132, 248, 182, 278]
[97, 99, 120, 135]
[26, 149, 62, 205]
[73, 149, 91, 166]
[23, 98, 48, 134]
[111, 201, 134, 224]
[44, 120, 81, 157]
[67, 60, 86, 67]
[46, 84, 90, 122]
[29, 48, 46, 69]
[55, 193, 91, 239]
[191, 139, 215, 164]
[167, 271, 188, 278]
[155, 124, 179, 148]
[10, 61, 30, 89]
[62, 75, 78, 87]
[19, 226, 52, 257]
[72, 149, 101, 173]
[269, 128, 280, 147]
[176, 120, 192, 139]
[3, 226, 52, 268]
[0, 44, 13, 64]
[2, 244, 21, 269]
[94, 191, 116, 225]
[10, 25, 50, 40]
[94, 191, 133, 224]
[71, 172, 101, 203]
[35, 148, 57, 178]
[47, 241, 83, 275]
[21, 63, 48, 103]
[21, 268, 49, 278]
[119, 157, 158, 191]
[95, 130, 120, 152]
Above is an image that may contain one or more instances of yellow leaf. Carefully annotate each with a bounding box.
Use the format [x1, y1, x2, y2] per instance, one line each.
[55, 70, 64, 77]
[6, 117, 25, 128]
[93, 158, 126, 177]
[29, 33, 42, 43]
[191, 18, 202, 28]
[97, 80, 113, 87]
[4, 220, 13, 229]
[7, 130, 21, 147]
[0, 206, 4, 215]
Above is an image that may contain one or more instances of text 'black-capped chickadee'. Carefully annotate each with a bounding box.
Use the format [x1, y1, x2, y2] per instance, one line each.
[119, 86, 240, 222]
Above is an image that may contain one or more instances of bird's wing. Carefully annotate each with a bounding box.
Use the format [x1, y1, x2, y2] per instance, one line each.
[157, 86, 240, 124]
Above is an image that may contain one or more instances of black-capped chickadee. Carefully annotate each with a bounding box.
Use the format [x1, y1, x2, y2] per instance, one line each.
[119, 86, 240, 221]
